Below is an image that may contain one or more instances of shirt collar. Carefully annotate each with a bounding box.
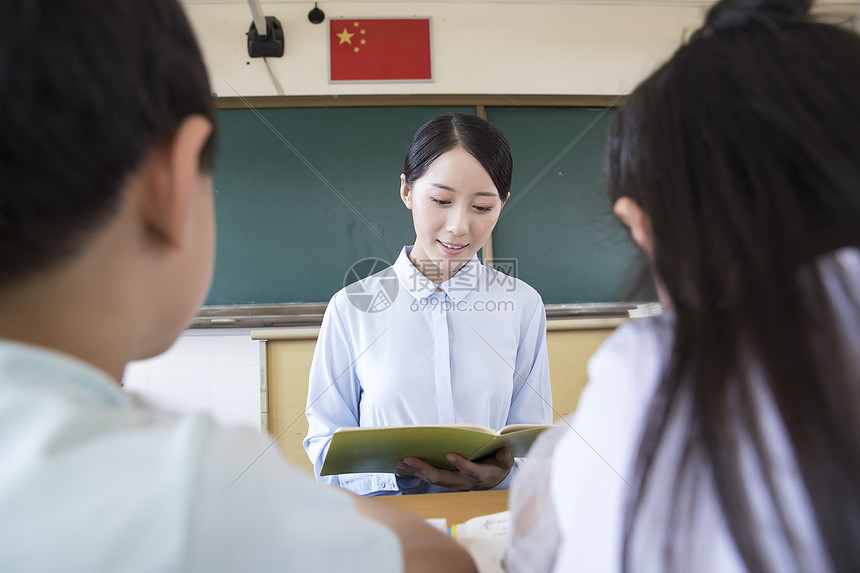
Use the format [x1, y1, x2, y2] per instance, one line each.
[0, 339, 130, 407]
[393, 246, 482, 302]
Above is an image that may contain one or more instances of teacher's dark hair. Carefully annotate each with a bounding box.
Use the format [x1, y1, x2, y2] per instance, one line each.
[0, 0, 217, 292]
[606, 0, 860, 570]
[403, 113, 513, 201]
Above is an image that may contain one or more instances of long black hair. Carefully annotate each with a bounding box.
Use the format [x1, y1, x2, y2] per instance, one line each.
[606, 0, 860, 570]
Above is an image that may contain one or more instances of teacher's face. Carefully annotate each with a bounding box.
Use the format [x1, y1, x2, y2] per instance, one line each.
[401, 147, 503, 282]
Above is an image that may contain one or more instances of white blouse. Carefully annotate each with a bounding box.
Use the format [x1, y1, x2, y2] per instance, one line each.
[0, 340, 402, 573]
[508, 248, 860, 572]
[304, 247, 553, 496]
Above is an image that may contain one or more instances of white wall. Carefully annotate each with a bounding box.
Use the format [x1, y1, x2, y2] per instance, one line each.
[122, 329, 264, 432]
[184, 2, 708, 97]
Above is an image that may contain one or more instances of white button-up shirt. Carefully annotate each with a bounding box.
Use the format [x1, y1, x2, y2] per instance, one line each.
[0, 340, 401, 572]
[305, 246, 553, 495]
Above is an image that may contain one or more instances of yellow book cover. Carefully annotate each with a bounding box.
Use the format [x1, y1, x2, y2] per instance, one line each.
[319, 423, 550, 476]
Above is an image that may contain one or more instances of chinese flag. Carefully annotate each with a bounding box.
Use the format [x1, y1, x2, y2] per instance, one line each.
[330, 18, 432, 82]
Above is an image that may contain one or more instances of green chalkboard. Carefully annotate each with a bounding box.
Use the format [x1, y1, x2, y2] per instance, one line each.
[207, 104, 652, 306]
[488, 107, 651, 304]
[208, 106, 473, 305]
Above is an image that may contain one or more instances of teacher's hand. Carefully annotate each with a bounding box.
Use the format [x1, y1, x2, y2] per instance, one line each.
[395, 447, 514, 491]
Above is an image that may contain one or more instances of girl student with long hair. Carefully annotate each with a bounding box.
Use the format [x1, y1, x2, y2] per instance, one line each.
[508, 0, 860, 570]
[304, 113, 553, 496]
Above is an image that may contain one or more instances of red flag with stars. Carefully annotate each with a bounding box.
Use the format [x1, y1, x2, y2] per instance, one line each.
[329, 18, 432, 82]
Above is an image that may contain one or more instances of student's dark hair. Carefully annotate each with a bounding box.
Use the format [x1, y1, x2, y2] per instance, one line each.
[605, 0, 860, 570]
[0, 0, 217, 291]
[403, 113, 513, 201]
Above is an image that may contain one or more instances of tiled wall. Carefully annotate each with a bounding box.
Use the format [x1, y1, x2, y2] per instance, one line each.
[122, 328, 263, 432]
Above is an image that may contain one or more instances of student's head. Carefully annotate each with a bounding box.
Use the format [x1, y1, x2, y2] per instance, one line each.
[400, 113, 513, 280]
[0, 0, 217, 360]
[604, 0, 860, 569]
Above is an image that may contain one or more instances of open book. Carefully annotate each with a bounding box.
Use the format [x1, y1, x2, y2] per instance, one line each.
[320, 423, 549, 476]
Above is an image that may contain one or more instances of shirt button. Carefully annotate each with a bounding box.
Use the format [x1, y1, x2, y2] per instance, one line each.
[435, 287, 442, 294]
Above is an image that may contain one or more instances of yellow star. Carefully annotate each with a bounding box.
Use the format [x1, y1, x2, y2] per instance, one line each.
[360, 39, 366, 45]
[336, 28, 354, 45]
[361, 29, 366, 34]
[354, 47, 360, 53]
[353, 22, 359, 27]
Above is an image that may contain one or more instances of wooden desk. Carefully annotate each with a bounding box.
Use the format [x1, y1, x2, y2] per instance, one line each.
[373, 490, 509, 525]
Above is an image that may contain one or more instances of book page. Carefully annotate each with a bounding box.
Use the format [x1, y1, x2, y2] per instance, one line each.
[499, 423, 551, 434]
[334, 423, 499, 435]
[450, 511, 511, 573]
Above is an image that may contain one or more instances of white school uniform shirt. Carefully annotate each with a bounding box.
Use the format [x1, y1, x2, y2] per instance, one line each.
[304, 246, 553, 496]
[507, 249, 860, 573]
[0, 340, 402, 573]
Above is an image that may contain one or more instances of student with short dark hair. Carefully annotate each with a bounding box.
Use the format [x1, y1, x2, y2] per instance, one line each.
[304, 113, 553, 496]
[0, 2, 475, 571]
[508, 0, 860, 570]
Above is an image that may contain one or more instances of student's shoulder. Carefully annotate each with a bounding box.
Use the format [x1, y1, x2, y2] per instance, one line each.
[588, 314, 672, 399]
[558, 316, 672, 472]
[166, 415, 381, 526]
[607, 313, 671, 348]
[177, 417, 403, 571]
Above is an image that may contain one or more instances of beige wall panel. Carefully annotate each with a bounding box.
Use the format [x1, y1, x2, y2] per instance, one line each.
[266, 339, 317, 473]
[546, 328, 616, 420]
